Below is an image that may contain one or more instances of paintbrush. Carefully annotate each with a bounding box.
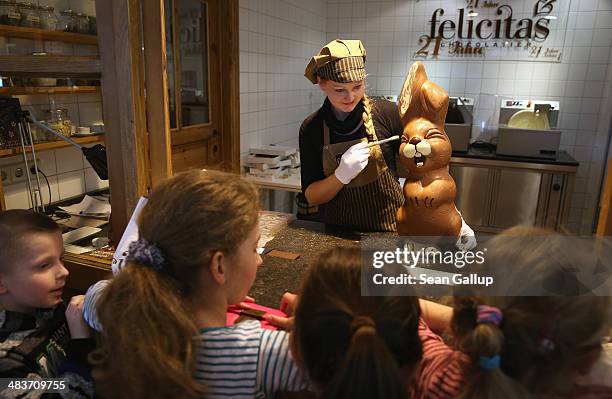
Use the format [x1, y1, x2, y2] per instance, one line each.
[367, 135, 400, 148]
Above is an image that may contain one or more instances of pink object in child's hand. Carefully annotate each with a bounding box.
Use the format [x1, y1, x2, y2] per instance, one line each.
[226, 302, 287, 330]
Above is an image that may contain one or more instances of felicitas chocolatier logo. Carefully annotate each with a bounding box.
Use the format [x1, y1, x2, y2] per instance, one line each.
[415, 0, 562, 61]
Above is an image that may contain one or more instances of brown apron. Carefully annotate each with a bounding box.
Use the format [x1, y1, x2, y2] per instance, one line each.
[322, 122, 404, 232]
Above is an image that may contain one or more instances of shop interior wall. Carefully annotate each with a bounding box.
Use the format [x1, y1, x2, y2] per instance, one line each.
[1, 0, 107, 210]
[238, 0, 612, 233]
[238, 0, 327, 155]
[322, 0, 612, 234]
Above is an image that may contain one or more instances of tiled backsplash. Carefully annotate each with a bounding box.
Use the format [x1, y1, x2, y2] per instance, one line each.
[17, 92, 103, 127]
[1, 146, 108, 210]
[1, 91, 107, 210]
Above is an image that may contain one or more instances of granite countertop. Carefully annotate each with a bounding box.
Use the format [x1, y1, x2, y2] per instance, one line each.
[451, 145, 579, 167]
[250, 219, 473, 307]
[250, 220, 396, 307]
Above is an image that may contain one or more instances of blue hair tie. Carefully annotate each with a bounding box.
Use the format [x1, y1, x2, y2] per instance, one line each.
[126, 239, 166, 271]
[479, 355, 501, 370]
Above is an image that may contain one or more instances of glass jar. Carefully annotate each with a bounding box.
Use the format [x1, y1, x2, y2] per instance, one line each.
[75, 12, 88, 33]
[19, 2, 41, 28]
[59, 9, 77, 32]
[0, 76, 8, 87]
[39, 5, 58, 30]
[87, 15, 96, 34]
[47, 108, 72, 138]
[0, 0, 21, 26]
[30, 121, 48, 143]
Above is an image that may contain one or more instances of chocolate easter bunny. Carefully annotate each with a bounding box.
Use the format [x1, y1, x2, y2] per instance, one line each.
[396, 62, 462, 237]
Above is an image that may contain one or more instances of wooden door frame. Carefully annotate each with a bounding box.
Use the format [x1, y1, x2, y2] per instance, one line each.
[143, 0, 173, 186]
[596, 137, 612, 236]
[218, 0, 240, 173]
[96, 0, 240, 240]
[164, 0, 240, 173]
[168, 0, 220, 147]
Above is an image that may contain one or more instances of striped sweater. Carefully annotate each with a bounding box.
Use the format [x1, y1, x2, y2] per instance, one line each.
[84, 281, 309, 397]
[413, 319, 469, 399]
[196, 320, 308, 398]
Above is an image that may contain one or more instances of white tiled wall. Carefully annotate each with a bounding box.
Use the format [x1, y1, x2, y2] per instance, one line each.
[317, 0, 612, 234]
[1, 91, 107, 210]
[238, 0, 327, 154]
[1, 147, 108, 210]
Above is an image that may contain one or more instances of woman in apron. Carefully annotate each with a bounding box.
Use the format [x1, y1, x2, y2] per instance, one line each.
[299, 39, 477, 249]
[299, 39, 404, 232]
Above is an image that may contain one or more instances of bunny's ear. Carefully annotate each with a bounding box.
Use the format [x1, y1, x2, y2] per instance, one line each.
[420, 80, 449, 126]
[398, 62, 428, 124]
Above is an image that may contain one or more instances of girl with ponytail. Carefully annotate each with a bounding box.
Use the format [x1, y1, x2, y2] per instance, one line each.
[292, 246, 423, 399]
[87, 170, 307, 398]
[414, 226, 611, 399]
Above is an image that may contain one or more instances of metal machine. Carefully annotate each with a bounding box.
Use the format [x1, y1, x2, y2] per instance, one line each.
[496, 99, 562, 159]
[445, 97, 473, 152]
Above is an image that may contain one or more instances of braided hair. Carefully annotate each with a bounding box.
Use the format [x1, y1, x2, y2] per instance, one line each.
[361, 94, 376, 142]
[362, 94, 384, 159]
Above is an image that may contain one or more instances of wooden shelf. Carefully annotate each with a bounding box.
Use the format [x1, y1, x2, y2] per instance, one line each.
[0, 135, 104, 158]
[0, 55, 101, 77]
[0, 25, 98, 45]
[0, 86, 100, 95]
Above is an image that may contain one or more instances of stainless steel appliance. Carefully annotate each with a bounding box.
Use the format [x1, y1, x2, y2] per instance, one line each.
[445, 97, 473, 152]
[496, 99, 561, 158]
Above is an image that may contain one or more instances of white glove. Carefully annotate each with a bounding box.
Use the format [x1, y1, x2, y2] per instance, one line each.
[455, 207, 477, 251]
[334, 141, 370, 184]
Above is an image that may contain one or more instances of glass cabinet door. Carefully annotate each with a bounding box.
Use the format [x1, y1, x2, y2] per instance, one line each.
[164, 0, 221, 172]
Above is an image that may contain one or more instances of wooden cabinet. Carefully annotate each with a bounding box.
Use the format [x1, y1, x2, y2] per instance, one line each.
[0, 3, 103, 211]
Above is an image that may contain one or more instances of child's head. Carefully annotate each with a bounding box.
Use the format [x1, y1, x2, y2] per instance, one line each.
[134, 168, 261, 303]
[0, 210, 66, 314]
[293, 246, 422, 399]
[451, 225, 611, 399]
[92, 169, 260, 399]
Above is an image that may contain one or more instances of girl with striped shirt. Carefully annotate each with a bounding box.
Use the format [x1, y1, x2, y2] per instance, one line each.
[86, 170, 307, 398]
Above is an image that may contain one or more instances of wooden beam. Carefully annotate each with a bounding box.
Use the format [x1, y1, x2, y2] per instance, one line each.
[96, 0, 149, 244]
[0, 55, 100, 76]
[219, 0, 241, 173]
[0, 135, 104, 158]
[596, 141, 612, 236]
[0, 86, 100, 95]
[0, 25, 98, 45]
[142, 0, 173, 185]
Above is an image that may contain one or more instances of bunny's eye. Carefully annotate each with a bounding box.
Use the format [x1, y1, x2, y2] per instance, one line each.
[425, 129, 445, 140]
